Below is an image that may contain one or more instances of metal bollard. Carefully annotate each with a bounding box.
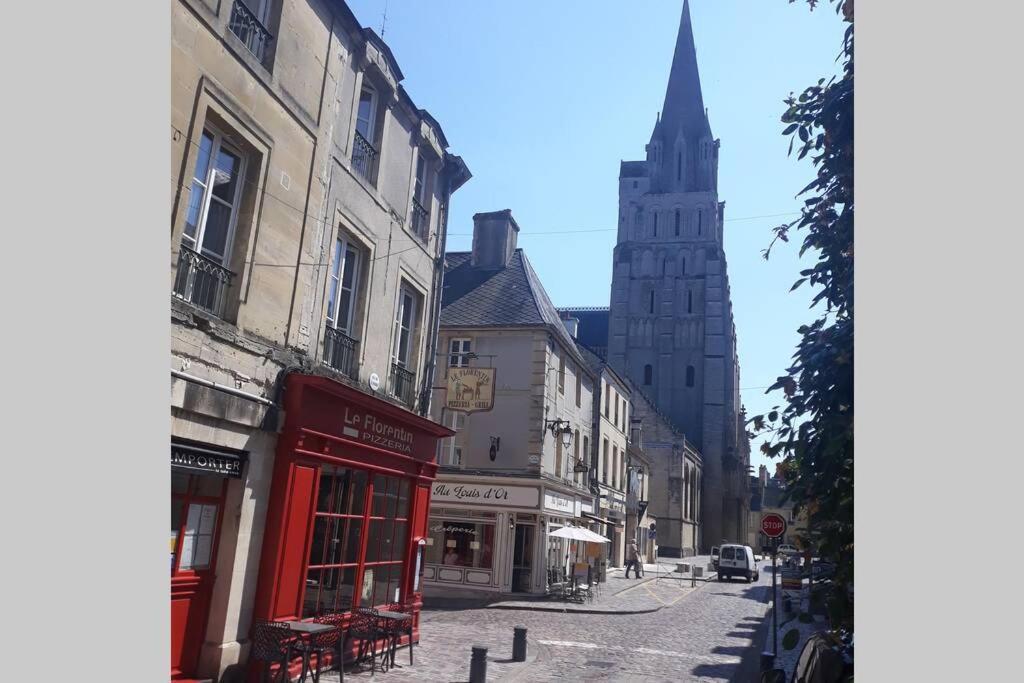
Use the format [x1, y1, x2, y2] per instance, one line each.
[512, 626, 528, 662]
[761, 651, 776, 672]
[470, 645, 488, 683]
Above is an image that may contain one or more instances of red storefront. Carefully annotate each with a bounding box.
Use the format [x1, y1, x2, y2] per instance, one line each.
[250, 373, 452, 672]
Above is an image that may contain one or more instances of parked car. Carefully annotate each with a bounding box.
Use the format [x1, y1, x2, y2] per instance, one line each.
[717, 544, 759, 582]
[711, 546, 720, 569]
[777, 544, 799, 556]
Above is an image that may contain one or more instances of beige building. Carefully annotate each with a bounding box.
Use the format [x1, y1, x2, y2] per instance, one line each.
[170, 1, 468, 680]
[424, 210, 598, 596]
[748, 465, 809, 552]
[625, 435, 656, 564]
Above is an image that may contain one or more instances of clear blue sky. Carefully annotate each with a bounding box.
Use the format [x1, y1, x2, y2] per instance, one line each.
[345, 0, 846, 476]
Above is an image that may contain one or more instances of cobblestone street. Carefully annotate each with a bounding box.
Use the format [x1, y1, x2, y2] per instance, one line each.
[324, 561, 771, 682]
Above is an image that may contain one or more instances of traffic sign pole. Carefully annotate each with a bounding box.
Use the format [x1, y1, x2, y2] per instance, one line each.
[772, 546, 778, 657]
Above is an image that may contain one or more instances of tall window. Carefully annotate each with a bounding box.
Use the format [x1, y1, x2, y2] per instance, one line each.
[439, 410, 465, 467]
[602, 439, 610, 484]
[363, 473, 410, 609]
[575, 369, 582, 407]
[612, 445, 619, 489]
[674, 209, 681, 236]
[697, 210, 703, 236]
[448, 338, 472, 369]
[680, 256, 686, 275]
[603, 382, 610, 417]
[652, 212, 658, 237]
[582, 436, 590, 484]
[326, 237, 362, 335]
[392, 284, 419, 369]
[676, 152, 682, 182]
[411, 152, 432, 240]
[643, 365, 653, 386]
[558, 354, 565, 394]
[687, 290, 693, 314]
[573, 430, 581, 483]
[686, 365, 695, 387]
[175, 127, 245, 316]
[353, 85, 380, 183]
[614, 394, 620, 428]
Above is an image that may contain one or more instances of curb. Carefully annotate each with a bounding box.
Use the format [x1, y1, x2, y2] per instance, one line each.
[486, 602, 666, 615]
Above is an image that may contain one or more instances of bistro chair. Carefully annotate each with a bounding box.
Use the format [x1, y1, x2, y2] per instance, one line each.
[382, 601, 415, 668]
[345, 607, 382, 676]
[290, 613, 345, 683]
[250, 620, 296, 683]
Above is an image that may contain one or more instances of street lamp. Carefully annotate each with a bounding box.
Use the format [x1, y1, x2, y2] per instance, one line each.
[544, 418, 574, 449]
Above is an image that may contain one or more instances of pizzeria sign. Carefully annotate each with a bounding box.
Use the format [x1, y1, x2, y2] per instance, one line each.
[446, 367, 496, 413]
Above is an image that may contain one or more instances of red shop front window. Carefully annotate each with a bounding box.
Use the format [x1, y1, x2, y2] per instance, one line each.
[301, 466, 411, 618]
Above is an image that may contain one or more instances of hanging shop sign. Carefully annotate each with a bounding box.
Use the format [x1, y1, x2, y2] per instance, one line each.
[431, 482, 539, 508]
[171, 440, 246, 478]
[446, 368, 496, 413]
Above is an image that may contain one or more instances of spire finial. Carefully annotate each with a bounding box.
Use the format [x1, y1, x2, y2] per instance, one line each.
[659, 0, 711, 141]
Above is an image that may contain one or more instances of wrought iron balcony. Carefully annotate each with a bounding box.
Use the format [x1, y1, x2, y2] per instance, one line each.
[323, 326, 360, 380]
[173, 246, 234, 318]
[410, 198, 430, 240]
[389, 362, 416, 408]
[228, 1, 274, 65]
[351, 130, 379, 184]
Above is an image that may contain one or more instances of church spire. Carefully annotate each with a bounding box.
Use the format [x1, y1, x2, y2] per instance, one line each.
[659, 0, 711, 141]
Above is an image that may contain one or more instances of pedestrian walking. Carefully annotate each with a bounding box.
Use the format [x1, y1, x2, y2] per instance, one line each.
[624, 540, 641, 579]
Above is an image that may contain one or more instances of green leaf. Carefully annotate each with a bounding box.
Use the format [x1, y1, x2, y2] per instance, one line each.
[783, 123, 799, 135]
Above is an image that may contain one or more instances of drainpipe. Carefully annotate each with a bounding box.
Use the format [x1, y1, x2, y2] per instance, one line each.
[172, 369, 276, 407]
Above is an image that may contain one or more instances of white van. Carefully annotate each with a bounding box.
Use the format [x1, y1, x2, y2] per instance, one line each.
[717, 544, 759, 582]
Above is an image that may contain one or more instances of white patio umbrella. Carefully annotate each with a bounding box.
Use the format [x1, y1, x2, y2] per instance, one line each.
[548, 525, 611, 584]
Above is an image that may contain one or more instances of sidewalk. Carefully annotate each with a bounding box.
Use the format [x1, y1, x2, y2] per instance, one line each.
[486, 557, 717, 615]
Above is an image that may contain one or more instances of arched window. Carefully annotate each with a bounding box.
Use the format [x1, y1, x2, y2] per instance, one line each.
[697, 211, 702, 236]
[679, 256, 686, 275]
[687, 290, 693, 313]
[649, 290, 655, 314]
[643, 364, 653, 386]
[674, 209, 680, 236]
[652, 212, 658, 237]
[685, 365, 695, 387]
[676, 151, 682, 182]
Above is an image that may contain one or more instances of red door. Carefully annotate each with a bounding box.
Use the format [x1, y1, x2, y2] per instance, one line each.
[171, 473, 226, 680]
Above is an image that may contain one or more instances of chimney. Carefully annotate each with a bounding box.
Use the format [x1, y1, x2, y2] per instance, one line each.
[759, 464, 768, 488]
[471, 209, 519, 269]
[560, 313, 579, 338]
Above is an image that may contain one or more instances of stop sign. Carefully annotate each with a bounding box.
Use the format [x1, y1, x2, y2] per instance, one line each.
[761, 513, 787, 538]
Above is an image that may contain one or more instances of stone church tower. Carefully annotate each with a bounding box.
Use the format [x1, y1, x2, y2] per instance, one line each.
[606, 1, 749, 551]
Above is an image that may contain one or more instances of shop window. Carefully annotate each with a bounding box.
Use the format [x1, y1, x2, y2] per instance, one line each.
[301, 468, 410, 617]
[171, 473, 226, 575]
[425, 520, 495, 569]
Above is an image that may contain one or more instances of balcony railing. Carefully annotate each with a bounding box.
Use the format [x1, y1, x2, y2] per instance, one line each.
[351, 130, 379, 184]
[173, 246, 234, 318]
[228, 1, 274, 65]
[389, 362, 416, 408]
[410, 198, 430, 240]
[323, 326, 360, 380]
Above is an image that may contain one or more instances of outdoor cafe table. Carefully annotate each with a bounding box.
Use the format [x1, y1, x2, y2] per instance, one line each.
[283, 621, 337, 683]
[375, 610, 414, 668]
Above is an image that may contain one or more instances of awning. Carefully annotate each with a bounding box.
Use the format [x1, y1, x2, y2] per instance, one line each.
[582, 512, 624, 527]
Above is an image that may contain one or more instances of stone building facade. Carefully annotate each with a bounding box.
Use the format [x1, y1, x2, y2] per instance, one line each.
[170, 1, 468, 679]
[424, 210, 598, 597]
[605, 0, 749, 551]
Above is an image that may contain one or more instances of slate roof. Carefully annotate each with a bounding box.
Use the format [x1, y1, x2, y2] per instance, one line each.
[440, 249, 591, 373]
[557, 307, 610, 354]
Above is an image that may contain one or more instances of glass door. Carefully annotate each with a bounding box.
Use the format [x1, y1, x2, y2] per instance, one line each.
[511, 524, 534, 593]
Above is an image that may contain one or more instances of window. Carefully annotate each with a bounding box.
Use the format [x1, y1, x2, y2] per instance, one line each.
[171, 472, 225, 574]
[439, 410, 465, 466]
[575, 369, 582, 407]
[675, 209, 681, 236]
[573, 430, 581, 483]
[652, 212, 658, 237]
[687, 290, 694, 314]
[612, 445, 619, 489]
[649, 290, 655, 314]
[697, 211, 703, 236]
[174, 127, 245, 317]
[555, 438, 563, 479]
[392, 284, 419, 369]
[643, 365, 653, 386]
[614, 394, 619, 427]
[302, 470, 412, 617]
[411, 152, 432, 240]
[353, 86, 380, 183]
[686, 365, 695, 387]
[680, 256, 686, 275]
[558, 354, 565, 395]
[602, 439, 609, 484]
[582, 436, 590, 483]
[390, 283, 421, 405]
[676, 152, 682, 182]
[448, 338, 472, 369]
[426, 520, 495, 569]
[603, 382, 610, 418]
[228, 0, 275, 65]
